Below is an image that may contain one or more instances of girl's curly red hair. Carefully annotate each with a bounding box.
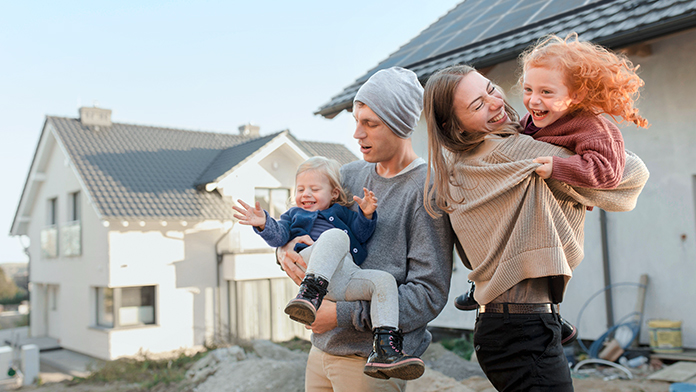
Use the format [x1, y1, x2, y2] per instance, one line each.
[519, 33, 648, 128]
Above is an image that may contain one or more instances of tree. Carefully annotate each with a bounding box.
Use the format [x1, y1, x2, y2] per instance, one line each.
[0, 267, 19, 300]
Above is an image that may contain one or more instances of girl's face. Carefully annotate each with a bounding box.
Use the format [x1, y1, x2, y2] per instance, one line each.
[294, 169, 339, 212]
[453, 72, 509, 134]
[522, 66, 577, 128]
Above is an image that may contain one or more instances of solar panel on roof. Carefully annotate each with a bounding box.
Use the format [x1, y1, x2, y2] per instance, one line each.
[431, 29, 483, 58]
[478, 3, 543, 40]
[383, 0, 559, 68]
[531, 0, 597, 24]
[317, 0, 696, 118]
[437, 13, 481, 37]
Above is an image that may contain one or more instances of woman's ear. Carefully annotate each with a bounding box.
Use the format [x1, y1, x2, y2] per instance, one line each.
[332, 187, 340, 201]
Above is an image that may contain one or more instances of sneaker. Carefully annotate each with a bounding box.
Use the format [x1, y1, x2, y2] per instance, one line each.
[454, 281, 478, 311]
[364, 327, 425, 380]
[284, 274, 328, 326]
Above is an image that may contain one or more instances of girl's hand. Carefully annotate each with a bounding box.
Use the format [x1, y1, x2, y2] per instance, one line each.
[353, 187, 378, 219]
[233, 199, 267, 229]
[533, 156, 553, 179]
[277, 235, 312, 285]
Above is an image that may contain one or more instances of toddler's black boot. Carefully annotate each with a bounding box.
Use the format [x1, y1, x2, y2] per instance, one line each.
[560, 316, 578, 345]
[454, 281, 479, 311]
[284, 274, 328, 326]
[364, 327, 425, 380]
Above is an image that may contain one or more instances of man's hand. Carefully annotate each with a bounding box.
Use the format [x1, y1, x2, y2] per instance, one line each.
[353, 187, 378, 219]
[233, 199, 266, 230]
[533, 156, 553, 179]
[307, 300, 338, 334]
[277, 235, 313, 285]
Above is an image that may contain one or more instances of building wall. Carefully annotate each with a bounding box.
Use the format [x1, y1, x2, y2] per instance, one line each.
[27, 129, 110, 358]
[217, 141, 312, 343]
[424, 28, 696, 348]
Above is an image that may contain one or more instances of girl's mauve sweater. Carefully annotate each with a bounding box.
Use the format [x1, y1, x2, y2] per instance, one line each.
[449, 134, 649, 305]
[522, 113, 626, 189]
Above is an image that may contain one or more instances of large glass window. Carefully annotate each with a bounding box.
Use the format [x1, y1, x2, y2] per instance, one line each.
[95, 286, 155, 328]
[97, 287, 114, 327]
[120, 286, 155, 326]
[255, 188, 290, 219]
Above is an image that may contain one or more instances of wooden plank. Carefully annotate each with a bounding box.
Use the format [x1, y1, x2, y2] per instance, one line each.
[647, 361, 696, 382]
[651, 348, 696, 363]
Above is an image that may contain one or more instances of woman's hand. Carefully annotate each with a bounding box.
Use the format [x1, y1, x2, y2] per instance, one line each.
[353, 187, 378, 219]
[233, 199, 266, 230]
[277, 235, 313, 285]
[533, 156, 553, 179]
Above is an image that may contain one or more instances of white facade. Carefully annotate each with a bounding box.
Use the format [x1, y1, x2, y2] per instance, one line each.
[429, 28, 696, 349]
[19, 124, 313, 360]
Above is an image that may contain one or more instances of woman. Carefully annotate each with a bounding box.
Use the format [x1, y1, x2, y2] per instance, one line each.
[423, 65, 649, 391]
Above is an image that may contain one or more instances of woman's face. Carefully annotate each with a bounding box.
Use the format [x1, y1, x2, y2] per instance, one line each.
[453, 72, 509, 134]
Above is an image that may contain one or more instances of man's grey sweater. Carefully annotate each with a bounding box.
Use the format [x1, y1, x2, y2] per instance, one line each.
[311, 160, 454, 358]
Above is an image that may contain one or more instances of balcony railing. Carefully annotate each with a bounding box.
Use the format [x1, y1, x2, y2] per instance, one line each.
[41, 226, 58, 258]
[61, 221, 82, 256]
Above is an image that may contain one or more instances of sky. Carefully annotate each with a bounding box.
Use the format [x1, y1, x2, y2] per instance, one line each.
[0, 1, 462, 263]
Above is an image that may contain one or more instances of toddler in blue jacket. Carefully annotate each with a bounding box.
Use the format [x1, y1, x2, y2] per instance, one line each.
[233, 156, 424, 380]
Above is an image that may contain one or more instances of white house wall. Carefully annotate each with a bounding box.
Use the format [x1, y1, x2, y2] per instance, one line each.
[106, 220, 231, 359]
[27, 130, 111, 359]
[218, 141, 306, 253]
[427, 28, 696, 349]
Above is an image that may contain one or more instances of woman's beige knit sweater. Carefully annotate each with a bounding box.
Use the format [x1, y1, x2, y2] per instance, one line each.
[449, 134, 649, 304]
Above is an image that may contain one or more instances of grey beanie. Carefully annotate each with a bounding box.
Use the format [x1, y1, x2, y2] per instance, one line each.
[353, 66, 424, 139]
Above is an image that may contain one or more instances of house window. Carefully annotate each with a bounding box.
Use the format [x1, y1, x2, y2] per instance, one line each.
[96, 286, 156, 328]
[41, 198, 59, 258]
[69, 192, 80, 222]
[255, 188, 290, 219]
[47, 198, 57, 225]
[49, 285, 58, 311]
[97, 287, 114, 327]
[62, 192, 82, 256]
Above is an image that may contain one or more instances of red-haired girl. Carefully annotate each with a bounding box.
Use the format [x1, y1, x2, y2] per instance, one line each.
[521, 32, 649, 187]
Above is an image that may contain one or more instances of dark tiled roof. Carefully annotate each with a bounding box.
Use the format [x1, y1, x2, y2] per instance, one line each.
[317, 0, 696, 117]
[49, 117, 357, 221]
[194, 132, 286, 187]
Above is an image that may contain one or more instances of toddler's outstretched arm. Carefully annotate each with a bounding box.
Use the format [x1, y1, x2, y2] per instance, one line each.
[353, 187, 378, 219]
[233, 199, 267, 230]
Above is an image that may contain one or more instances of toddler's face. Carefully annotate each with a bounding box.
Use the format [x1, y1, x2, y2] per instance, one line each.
[294, 170, 338, 212]
[522, 66, 576, 128]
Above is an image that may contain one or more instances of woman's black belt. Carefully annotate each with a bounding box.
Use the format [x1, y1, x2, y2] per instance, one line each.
[479, 303, 559, 314]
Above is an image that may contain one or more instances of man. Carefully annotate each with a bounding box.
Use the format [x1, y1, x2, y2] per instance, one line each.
[279, 67, 454, 391]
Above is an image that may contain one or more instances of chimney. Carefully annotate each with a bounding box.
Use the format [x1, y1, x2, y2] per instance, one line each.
[238, 123, 260, 137]
[79, 106, 112, 127]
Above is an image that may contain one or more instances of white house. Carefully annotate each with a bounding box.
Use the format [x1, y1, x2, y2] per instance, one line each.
[317, 0, 696, 349]
[9, 107, 357, 360]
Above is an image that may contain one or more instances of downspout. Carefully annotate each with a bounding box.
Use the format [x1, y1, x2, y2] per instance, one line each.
[214, 223, 235, 344]
[20, 236, 31, 330]
[599, 209, 615, 328]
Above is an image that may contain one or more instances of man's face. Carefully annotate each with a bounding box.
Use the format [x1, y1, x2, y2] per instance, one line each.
[352, 103, 402, 163]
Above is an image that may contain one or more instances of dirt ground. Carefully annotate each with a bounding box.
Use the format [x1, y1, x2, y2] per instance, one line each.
[14, 341, 677, 392]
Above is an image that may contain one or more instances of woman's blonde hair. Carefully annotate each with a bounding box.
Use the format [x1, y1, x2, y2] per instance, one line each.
[296, 156, 353, 207]
[423, 64, 520, 218]
[519, 32, 648, 128]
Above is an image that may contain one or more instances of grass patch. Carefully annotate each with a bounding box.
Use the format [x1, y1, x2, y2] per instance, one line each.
[276, 337, 312, 353]
[70, 350, 207, 390]
[440, 334, 474, 361]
